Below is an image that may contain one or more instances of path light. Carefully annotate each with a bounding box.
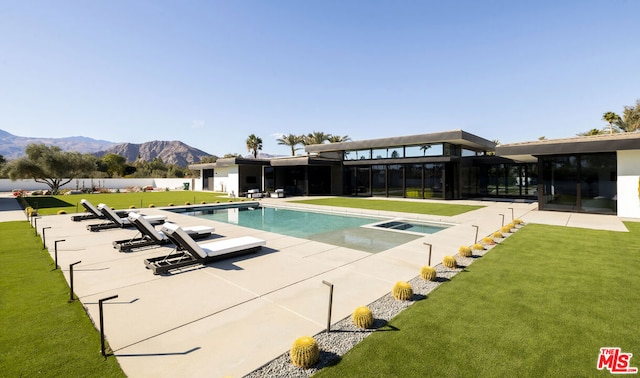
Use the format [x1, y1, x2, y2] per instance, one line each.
[99, 295, 119, 357]
[69, 261, 82, 301]
[472, 225, 479, 244]
[41, 226, 51, 249]
[508, 207, 514, 221]
[499, 214, 505, 227]
[423, 243, 432, 266]
[54, 239, 66, 270]
[32, 216, 41, 234]
[322, 280, 334, 333]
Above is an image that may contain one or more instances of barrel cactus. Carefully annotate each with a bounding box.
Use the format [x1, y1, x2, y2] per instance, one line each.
[352, 306, 374, 329]
[500, 226, 511, 234]
[443, 255, 457, 269]
[392, 281, 413, 301]
[185, 201, 191, 205]
[290, 336, 319, 368]
[129, 205, 136, 209]
[459, 246, 472, 257]
[482, 236, 495, 245]
[57, 210, 67, 215]
[514, 219, 524, 225]
[472, 243, 485, 251]
[148, 204, 155, 208]
[420, 265, 437, 281]
[493, 231, 503, 239]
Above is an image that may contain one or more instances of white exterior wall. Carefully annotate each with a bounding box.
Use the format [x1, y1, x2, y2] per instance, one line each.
[212, 166, 239, 197]
[617, 150, 640, 218]
[0, 178, 196, 192]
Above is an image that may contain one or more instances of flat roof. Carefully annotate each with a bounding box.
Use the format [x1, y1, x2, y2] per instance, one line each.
[496, 132, 640, 162]
[304, 129, 496, 153]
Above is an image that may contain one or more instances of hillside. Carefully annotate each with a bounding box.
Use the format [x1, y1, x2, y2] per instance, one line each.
[0, 129, 116, 159]
[95, 140, 212, 166]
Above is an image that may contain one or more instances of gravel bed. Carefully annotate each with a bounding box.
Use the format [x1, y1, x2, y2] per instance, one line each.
[246, 233, 514, 378]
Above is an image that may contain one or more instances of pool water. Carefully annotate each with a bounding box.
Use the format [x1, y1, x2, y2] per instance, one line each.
[179, 206, 436, 253]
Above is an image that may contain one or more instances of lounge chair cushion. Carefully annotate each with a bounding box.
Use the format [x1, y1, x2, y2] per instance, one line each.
[199, 237, 266, 258]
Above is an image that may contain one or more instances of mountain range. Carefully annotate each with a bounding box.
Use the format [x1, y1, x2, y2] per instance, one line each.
[0, 129, 214, 166]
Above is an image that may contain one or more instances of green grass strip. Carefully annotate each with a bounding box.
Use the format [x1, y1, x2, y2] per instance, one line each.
[0, 221, 126, 377]
[317, 222, 640, 377]
[290, 197, 483, 216]
[22, 191, 245, 215]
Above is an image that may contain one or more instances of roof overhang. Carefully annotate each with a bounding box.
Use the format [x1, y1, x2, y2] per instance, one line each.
[305, 129, 496, 153]
[270, 156, 342, 166]
[496, 132, 640, 162]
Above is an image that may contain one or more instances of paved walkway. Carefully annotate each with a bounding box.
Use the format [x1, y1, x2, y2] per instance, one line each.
[0, 194, 632, 377]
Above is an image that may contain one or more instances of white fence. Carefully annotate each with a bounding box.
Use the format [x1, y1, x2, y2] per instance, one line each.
[0, 178, 201, 192]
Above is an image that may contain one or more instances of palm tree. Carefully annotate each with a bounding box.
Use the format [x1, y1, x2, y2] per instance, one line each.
[276, 134, 302, 156]
[302, 131, 331, 145]
[577, 128, 604, 136]
[602, 112, 622, 134]
[327, 135, 351, 143]
[420, 144, 431, 156]
[245, 134, 263, 158]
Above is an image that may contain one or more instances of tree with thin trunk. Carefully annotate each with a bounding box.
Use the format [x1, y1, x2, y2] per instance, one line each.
[3, 143, 96, 194]
[602, 112, 622, 134]
[246, 134, 263, 158]
[621, 99, 640, 132]
[276, 134, 302, 156]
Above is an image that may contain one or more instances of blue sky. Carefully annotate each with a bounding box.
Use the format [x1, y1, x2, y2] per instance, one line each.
[1, 1, 639, 157]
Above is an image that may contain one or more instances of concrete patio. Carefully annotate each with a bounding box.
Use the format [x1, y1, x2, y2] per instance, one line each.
[0, 194, 630, 377]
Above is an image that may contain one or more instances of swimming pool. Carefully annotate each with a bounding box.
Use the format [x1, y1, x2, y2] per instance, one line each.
[172, 205, 448, 253]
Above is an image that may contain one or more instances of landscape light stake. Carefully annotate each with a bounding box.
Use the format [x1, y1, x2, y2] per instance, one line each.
[508, 207, 514, 221]
[33, 217, 41, 235]
[322, 280, 334, 333]
[499, 214, 505, 227]
[472, 225, 479, 244]
[69, 261, 82, 301]
[54, 239, 66, 269]
[99, 294, 119, 357]
[424, 242, 432, 266]
[42, 226, 51, 249]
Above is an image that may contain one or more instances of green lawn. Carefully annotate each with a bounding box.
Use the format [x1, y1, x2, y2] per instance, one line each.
[0, 221, 126, 377]
[316, 222, 640, 377]
[21, 191, 245, 215]
[290, 197, 483, 216]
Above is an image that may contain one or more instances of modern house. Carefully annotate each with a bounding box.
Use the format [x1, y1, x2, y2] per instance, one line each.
[189, 129, 640, 219]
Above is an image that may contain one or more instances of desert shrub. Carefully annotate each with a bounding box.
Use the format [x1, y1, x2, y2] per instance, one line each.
[290, 336, 319, 368]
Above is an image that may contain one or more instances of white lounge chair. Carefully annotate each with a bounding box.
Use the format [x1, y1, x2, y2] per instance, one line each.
[113, 213, 214, 252]
[87, 204, 166, 231]
[71, 199, 135, 221]
[144, 222, 265, 275]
